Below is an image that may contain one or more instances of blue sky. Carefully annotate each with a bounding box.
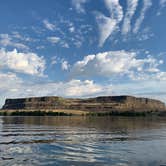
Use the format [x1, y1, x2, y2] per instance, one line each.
[0, 0, 166, 106]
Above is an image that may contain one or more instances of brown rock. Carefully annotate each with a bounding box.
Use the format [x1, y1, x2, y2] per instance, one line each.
[2, 96, 166, 113]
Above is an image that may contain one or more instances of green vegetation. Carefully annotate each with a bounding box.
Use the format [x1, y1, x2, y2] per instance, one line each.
[0, 109, 165, 117]
[86, 111, 155, 117]
[0, 111, 72, 116]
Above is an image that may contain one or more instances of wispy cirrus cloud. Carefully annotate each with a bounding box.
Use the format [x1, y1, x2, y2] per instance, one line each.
[122, 0, 139, 35]
[133, 0, 152, 33]
[96, 0, 123, 47]
[94, 0, 156, 46]
[96, 13, 117, 47]
[104, 0, 123, 22]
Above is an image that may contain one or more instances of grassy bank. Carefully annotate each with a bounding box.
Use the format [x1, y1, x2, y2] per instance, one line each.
[0, 109, 88, 116]
[0, 109, 165, 116]
[86, 111, 154, 117]
[0, 110, 73, 116]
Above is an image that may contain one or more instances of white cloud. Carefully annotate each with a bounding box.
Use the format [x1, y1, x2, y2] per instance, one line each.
[72, 0, 88, 13]
[0, 72, 22, 89]
[47, 36, 60, 44]
[0, 49, 45, 76]
[0, 73, 166, 108]
[0, 77, 110, 107]
[96, 13, 117, 47]
[61, 60, 70, 71]
[57, 79, 104, 97]
[70, 50, 163, 79]
[129, 70, 166, 81]
[0, 72, 23, 106]
[122, 0, 139, 35]
[136, 27, 154, 41]
[69, 26, 75, 33]
[156, 72, 166, 81]
[47, 36, 70, 48]
[50, 56, 57, 66]
[160, 0, 166, 7]
[11, 31, 37, 43]
[60, 41, 69, 48]
[133, 0, 152, 33]
[157, 0, 166, 15]
[104, 0, 123, 22]
[0, 34, 29, 50]
[43, 19, 56, 31]
[111, 80, 166, 103]
[96, 0, 123, 46]
[11, 31, 22, 39]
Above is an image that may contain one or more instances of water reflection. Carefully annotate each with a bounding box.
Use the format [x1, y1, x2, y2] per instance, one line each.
[0, 116, 166, 166]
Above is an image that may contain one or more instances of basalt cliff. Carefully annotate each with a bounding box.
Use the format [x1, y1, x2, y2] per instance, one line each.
[2, 96, 166, 114]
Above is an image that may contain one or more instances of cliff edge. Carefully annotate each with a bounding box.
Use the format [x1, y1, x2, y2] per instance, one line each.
[2, 96, 166, 113]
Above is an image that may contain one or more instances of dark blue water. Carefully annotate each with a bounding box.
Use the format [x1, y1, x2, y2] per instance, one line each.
[0, 116, 166, 166]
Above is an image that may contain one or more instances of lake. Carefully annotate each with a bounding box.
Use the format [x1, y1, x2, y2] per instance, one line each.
[0, 116, 166, 166]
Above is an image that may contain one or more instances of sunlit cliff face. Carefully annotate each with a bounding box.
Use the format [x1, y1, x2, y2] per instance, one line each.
[2, 96, 165, 113]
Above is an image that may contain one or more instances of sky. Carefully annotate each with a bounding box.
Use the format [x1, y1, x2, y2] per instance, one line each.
[0, 0, 166, 106]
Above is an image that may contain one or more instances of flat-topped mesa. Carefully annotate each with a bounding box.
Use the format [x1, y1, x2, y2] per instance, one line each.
[2, 95, 166, 112]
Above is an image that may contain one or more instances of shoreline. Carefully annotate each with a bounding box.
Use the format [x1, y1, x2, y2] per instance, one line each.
[0, 109, 166, 117]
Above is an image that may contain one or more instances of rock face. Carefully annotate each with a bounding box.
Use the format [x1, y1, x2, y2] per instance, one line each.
[2, 96, 166, 112]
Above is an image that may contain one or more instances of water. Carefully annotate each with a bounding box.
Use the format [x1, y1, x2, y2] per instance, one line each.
[0, 116, 166, 166]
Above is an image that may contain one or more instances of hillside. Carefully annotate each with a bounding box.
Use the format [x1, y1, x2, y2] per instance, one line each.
[2, 96, 166, 114]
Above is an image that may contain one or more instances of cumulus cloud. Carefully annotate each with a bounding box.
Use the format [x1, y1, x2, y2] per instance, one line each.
[43, 19, 56, 31]
[15, 79, 105, 98]
[122, 0, 139, 35]
[96, 0, 123, 46]
[133, 0, 152, 33]
[70, 50, 163, 78]
[72, 0, 88, 13]
[0, 49, 45, 76]
[0, 72, 23, 106]
[57, 79, 104, 97]
[0, 77, 111, 107]
[0, 73, 166, 107]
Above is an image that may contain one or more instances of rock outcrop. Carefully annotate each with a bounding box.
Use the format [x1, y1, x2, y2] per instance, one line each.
[2, 96, 166, 113]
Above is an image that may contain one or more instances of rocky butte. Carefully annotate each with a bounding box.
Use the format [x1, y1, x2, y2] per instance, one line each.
[1, 96, 166, 115]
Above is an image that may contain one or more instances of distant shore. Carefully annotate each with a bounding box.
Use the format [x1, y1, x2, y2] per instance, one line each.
[1, 95, 165, 116]
[1, 95, 166, 116]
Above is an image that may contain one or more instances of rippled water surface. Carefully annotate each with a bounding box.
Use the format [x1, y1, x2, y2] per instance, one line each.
[0, 116, 166, 166]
